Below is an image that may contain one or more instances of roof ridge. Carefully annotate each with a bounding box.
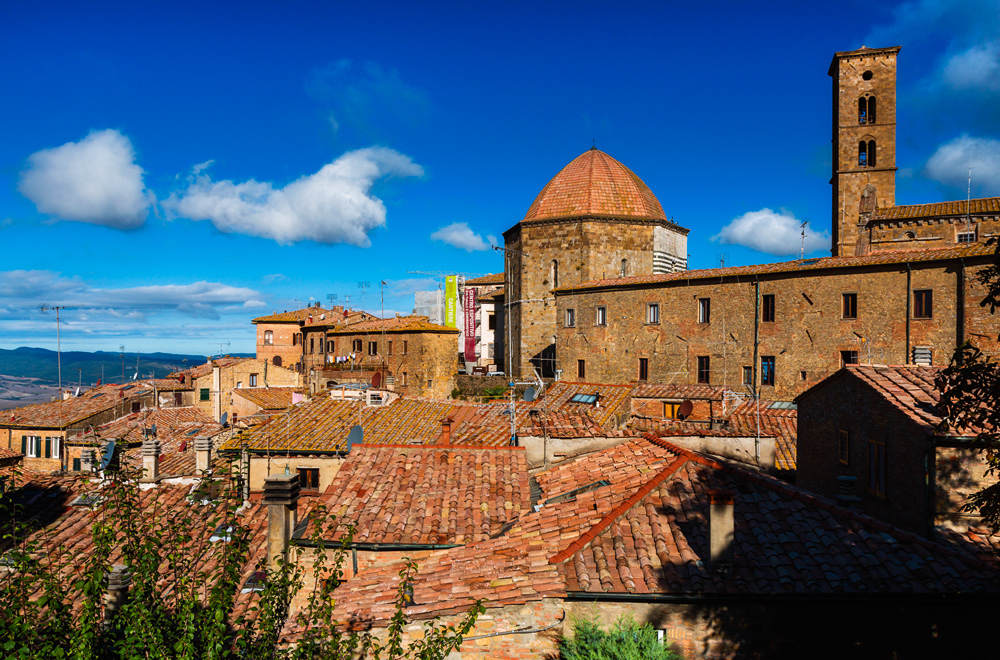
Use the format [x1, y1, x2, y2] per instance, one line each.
[548, 454, 688, 565]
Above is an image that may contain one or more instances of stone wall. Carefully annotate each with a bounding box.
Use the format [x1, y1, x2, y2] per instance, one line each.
[556, 259, 995, 400]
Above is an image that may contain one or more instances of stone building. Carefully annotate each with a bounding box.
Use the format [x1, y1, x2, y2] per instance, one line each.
[502, 147, 689, 378]
[252, 303, 376, 372]
[178, 357, 300, 422]
[540, 45, 999, 398]
[796, 364, 995, 536]
[300, 315, 460, 399]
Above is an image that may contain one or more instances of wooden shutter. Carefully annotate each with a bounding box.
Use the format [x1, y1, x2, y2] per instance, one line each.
[21, 436, 27, 455]
[44, 437, 51, 458]
[73, 458, 81, 472]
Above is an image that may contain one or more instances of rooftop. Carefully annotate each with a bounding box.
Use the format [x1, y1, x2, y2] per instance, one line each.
[4, 383, 152, 429]
[312, 315, 459, 335]
[318, 444, 529, 545]
[231, 387, 301, 411]
[872, 196, 1000, 222]
[464, 272, 504, 286]
[252, 306, 333, 324]
[521, 148, 670, 225]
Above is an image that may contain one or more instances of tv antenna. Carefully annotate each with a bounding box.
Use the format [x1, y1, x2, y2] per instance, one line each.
[119, 345, 126, 385]
[358, 281, 371, 313]
[715, 253, 729, 269]
[39, 304, 73, 395]
[217, 341, 231, 357]
[327, 293, 337, 306]
[800, 221, 808, 260]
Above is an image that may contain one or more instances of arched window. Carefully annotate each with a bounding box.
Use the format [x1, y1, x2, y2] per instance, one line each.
[273, 356, 282, 367]
[620, 259, 628, 277]
[867, 140, 877, 167]
[551, 260, 559, 288]
[858, 96, 877, 124]
[858, 141, 868, 167]
[263, 330, 273, 345]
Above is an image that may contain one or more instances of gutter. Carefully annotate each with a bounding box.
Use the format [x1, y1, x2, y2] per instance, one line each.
[905, 263, 912, 364]
[564, 591, 995, 604]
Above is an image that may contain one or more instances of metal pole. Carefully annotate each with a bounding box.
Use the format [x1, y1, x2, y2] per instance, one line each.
[56, 307, 62, 395]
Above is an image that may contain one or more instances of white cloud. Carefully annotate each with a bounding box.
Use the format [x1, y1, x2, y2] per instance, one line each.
[923, 135, 1000, 194]
[712, 209, 830, 257]
[942, 41, 1000, 91]
[430, 222, 497, 252]
[243, 299, 267, 308]
[18, 129, 152, 229]
[164, 147, 423, 246]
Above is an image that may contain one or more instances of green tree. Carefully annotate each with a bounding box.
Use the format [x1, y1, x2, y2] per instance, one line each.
[558, 615, 679, 660]
[0, 456, 482, 659]
[937, 237, 1000, 528]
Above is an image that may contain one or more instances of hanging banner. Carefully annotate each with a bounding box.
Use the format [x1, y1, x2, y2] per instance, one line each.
[464, 287, 477, 362]
[445, 276, 458, 328]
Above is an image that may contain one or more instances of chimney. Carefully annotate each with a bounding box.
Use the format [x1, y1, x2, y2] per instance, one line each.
[194, 436, 212, 474]
[140, 438, 161, 483]
[835, 475, 861, 509]
[263, 473, 301, 570]
[708, 489, 735, 567]
[80, 447, 96, 473]
[103, 564, 131, 631]
[439, 416, 454, 445]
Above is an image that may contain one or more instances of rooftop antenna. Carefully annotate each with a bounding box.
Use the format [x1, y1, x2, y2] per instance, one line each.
[966, 154, 973, 233]
[800, 221, 808, 260]
[217, 341, 230, 357]
[39, 305, 72, 396]
[358, 281, 371, 313]
[119, 345, 126, 385]
[327, 293, 337, 307]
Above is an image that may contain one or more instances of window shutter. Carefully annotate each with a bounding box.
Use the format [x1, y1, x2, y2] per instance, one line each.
[73, 458, 81, 472]
[45, 437, 51, 458]
[21, 436, 27, 455]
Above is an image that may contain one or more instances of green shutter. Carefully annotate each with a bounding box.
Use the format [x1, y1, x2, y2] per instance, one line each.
[72, 458, 81, 472]
[21, 436, 26, 455]
[200, 388, 210, 401]
[44, 438, 51, 458]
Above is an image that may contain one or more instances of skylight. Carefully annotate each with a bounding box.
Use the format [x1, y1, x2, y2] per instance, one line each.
[569, 393, 599, 404]
[210, 524, 234, 543]
[241, 570, 267, 593]
[769, 401, 797, 411]
[70, 494, 103, 508]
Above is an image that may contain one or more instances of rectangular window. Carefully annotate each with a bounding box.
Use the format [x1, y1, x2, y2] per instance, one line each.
[646, 303, 660, 324]
[742, 366, 753, 386]
[762, 294, 775, 322]
[23, 436, 41, 458]
[200, 388, 210, 401]
[292, 333, 300, 346]
[841, 351, 859, 368]
[387, 341, 393, 355]
[249, 373, 258, 387]
[697, 356, 710, 384]
[842, 293, 858, 319]
[488, 314, 497, 330]
[698, 298, 711, 324]
[403, 340, 408, 355]
[326, 340, 335, 353]
[427, 379, 433, 388]
[236, 381, 243, 389]
[638, 358, 649, 381]
[761, 356, 775, 386]
[565, 308, 576, 327]
[49, 437, 59, 459]
[596, 306, 607, 326]
[577, 359, 586, 379]
[298, 467, 320, 491]
[838, 430, 849, 465]
[401, 372, 408, 386]
[352, 339, 363, 352]
[868, 439, 886, 497]
[131, 400, 141, 413]
[664, 402, 681, 419]
[913, 289, 933, 318]
[957, 231, 976, 244]
[368, 341, 377, 356]
[72, 458, 81, 472]
[310, 338, 315, 353]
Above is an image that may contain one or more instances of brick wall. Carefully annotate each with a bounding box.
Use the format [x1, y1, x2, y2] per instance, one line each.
[556, 259, 995, 400]
[255, 321, 304, 369]
[192, 359, 300, 421]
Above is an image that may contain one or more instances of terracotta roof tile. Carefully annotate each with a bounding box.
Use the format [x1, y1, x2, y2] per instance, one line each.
[232, 387, 301, 411]
[464, 273, 504, 285]
[873, 197, 1000, 221]
[4, 383, 153, 429]
[523, 149, 668, 223]
[318, 444, 529, 545]
[632, 384, 727, 401]
[252, 307, 334, 323]
[319, 315, 459, 335]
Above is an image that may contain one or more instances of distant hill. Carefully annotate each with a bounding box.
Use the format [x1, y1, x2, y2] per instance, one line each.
[0, 347, 255, 385]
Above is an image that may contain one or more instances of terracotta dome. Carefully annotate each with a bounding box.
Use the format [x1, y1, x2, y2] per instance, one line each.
[523, 148, 666, 222]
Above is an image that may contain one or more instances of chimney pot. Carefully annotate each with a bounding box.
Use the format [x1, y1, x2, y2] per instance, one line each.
[708, 489, 735, 567]
[439, 416, 454, 445]
[140, 438, 161, 482]
[103, 564, 131, 630]
[80, 448, 97, 473]
[194, 436, 212, 474]
[835, 475, 861, 508]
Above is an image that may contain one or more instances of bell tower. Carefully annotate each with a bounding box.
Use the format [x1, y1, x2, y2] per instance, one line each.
[830, 46, 900, 256]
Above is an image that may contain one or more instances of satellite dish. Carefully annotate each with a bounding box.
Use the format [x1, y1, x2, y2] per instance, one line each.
[100, 440, 117, 471]
[371, 372, 382, 389]
[346, 425, 363, 452]
[523, 386, 536, 402]
[678, 400, 694, 418]
[220, 412, 228, 426]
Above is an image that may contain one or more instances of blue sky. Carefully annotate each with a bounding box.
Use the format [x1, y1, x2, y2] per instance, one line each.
[1, 0, 998, 355]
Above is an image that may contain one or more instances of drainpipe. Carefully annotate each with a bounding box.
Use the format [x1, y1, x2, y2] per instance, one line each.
[957, 259, 966, 348]
[905, 263, 912, 364]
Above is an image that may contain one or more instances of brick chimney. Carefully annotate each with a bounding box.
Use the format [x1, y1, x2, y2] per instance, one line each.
[194, 436, 212, 474]
[263, 473, 301, 570]
[708, 489, 735, 566]
[103, 564, 131, 631]
[140, 438, 161, 483]
[439, 416, 454, 445]
[80, 447, 96, 473]
[836, 475, 861, 509]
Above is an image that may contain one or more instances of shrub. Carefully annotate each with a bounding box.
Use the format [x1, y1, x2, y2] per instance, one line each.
[559, 615, 679, 660]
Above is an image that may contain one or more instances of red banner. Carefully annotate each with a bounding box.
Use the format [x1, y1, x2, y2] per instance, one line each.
[464, 287, 477, 363]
